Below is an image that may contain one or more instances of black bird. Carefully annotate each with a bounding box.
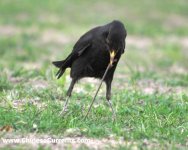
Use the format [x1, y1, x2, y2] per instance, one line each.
[52, 20, 127, 118]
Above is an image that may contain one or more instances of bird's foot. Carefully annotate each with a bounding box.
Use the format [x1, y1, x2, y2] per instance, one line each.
[112, 112, 117, 122]
[59, 107, 68, 116]
[107, 100, 117, 122]
[59, 96, 70, 116]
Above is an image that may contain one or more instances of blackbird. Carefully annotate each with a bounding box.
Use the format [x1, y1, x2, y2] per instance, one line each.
[52, 20, 127, 117]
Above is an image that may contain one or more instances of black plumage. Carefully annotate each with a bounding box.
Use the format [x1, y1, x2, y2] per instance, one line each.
[52, 20, 127, 115]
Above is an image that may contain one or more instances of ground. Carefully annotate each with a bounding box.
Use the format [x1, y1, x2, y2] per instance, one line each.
[0, 0, 188, 149]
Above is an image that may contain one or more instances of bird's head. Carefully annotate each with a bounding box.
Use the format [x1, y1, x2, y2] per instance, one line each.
[106, 20, 127, 55]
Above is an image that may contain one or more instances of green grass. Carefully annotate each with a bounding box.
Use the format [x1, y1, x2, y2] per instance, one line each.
[0, 0, 188, 149]
[1, 88, 188, 138]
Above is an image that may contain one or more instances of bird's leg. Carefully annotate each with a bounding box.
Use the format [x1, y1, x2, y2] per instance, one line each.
[60, 79, 76, 115]
[106, 80, 116, 121]
[84, 50, 116, 119]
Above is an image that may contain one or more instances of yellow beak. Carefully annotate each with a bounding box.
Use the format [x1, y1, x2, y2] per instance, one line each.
[110, 50, 115, 65]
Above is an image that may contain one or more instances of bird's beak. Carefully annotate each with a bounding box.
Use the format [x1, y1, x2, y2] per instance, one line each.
[110, 50, 115, 65]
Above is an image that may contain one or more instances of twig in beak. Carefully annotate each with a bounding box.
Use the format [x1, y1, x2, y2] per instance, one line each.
[84, 50, 116, 119]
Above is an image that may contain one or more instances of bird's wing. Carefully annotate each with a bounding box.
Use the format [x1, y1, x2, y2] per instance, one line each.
[72, 27, 102, 56]
[72, 33, 93, 56]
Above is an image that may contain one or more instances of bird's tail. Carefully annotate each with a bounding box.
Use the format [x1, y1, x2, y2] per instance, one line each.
[52, 60, 65, 68]
[52, 60, 66, 79]
[52, 53, 76, 79]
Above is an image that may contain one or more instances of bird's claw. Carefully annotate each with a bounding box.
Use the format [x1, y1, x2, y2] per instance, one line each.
[59, 107, 68, 116]
[112, 113, 117, 122]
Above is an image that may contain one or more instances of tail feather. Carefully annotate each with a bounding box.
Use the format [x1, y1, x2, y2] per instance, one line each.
[56, 68, 66, 79]
[52, 53, 75, 79]
[52, 60, 65, 68]
[52, 60, 66, 79]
